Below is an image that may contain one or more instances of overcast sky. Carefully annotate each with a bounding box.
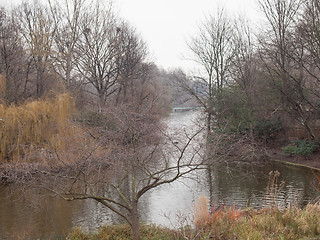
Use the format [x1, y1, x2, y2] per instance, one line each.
[116, 0, 262, 72]
[1, 0, 263, 72]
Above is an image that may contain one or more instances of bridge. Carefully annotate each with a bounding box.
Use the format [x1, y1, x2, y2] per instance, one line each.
[172, 107, 200, 112]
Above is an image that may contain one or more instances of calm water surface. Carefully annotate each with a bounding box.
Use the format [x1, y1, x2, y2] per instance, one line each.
[0, 111, 319, 239]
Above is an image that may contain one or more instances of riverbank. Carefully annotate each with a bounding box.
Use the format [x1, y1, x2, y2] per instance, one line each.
[266, 148, 320, 171]
[66, 203, 320, 240]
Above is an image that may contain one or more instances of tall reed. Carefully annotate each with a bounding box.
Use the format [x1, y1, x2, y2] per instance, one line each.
[193, 195, 210, 228]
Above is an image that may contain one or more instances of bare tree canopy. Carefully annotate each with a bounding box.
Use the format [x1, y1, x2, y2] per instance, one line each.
[0, 102, 205, 240]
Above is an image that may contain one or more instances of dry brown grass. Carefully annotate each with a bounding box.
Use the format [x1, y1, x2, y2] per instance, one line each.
[193, 195, 210, 228]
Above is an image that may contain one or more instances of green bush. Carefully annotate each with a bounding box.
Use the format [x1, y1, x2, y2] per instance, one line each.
[254, 118, 283, 141]
[283, 139, 319, 157]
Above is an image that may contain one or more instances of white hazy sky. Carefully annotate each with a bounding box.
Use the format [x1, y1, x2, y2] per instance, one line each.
[1, 0, 263, 72]
[116, 0, 262, 72]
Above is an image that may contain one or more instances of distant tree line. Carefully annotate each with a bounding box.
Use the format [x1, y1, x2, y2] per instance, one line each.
[0, 0, 188, 115]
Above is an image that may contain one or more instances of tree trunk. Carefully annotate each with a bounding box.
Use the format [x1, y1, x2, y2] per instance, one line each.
[206, 165, 214, 205]
[304, 120, 318, 142]
[66, 52, 71, 88]
[36, 60, 44, 98]
[207, 111, 212, 138]
[98, 92, 105, 112]
[130, 201, 141, 240]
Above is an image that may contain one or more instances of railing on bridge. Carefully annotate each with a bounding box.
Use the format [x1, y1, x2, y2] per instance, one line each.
[172, 107, 200, 112]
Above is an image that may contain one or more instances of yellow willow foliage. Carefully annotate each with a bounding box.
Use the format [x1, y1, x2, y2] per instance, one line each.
[0, 74, 6, 98]
[0, 93, 76, 162]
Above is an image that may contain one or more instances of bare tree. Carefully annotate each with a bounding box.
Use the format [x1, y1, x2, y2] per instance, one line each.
[0, 103, 205, 240]
[115, 22, 149, 104]
[187, 8, 235, 134]
[227, 17, 259, 136]
[16, 1, 57, 98]
[0, 7, 32, 103]
[292, 0, 320, 107]
[48, 0, 87, 91]
[257, 0, 319, 139]
[74, 1, 121, 109]
[299, 0, 320, 77]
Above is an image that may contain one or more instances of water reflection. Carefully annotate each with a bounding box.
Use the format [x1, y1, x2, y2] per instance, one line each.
[0, 111, 319, 239]
[206, 163, 319, 209]
[139, 162, 319, 228]
[0, 186, 79, 239]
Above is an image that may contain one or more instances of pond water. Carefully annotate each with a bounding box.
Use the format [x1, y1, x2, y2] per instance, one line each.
[0, 111, 319, 239]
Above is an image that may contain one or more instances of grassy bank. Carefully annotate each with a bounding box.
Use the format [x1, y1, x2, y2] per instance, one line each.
[67, 225, 177, 240]
[66, 203, 320, 240]
[266, 149, 320, 171]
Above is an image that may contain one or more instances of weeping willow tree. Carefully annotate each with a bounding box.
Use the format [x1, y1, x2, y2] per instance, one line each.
[0, 75, 6, 102]
[0, 93, 76, 162]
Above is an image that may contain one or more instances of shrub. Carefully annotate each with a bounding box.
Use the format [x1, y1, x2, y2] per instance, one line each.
[254, 118, 283, 141]
[67, 227, 91, 240]
[283, 139, 319, 157]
